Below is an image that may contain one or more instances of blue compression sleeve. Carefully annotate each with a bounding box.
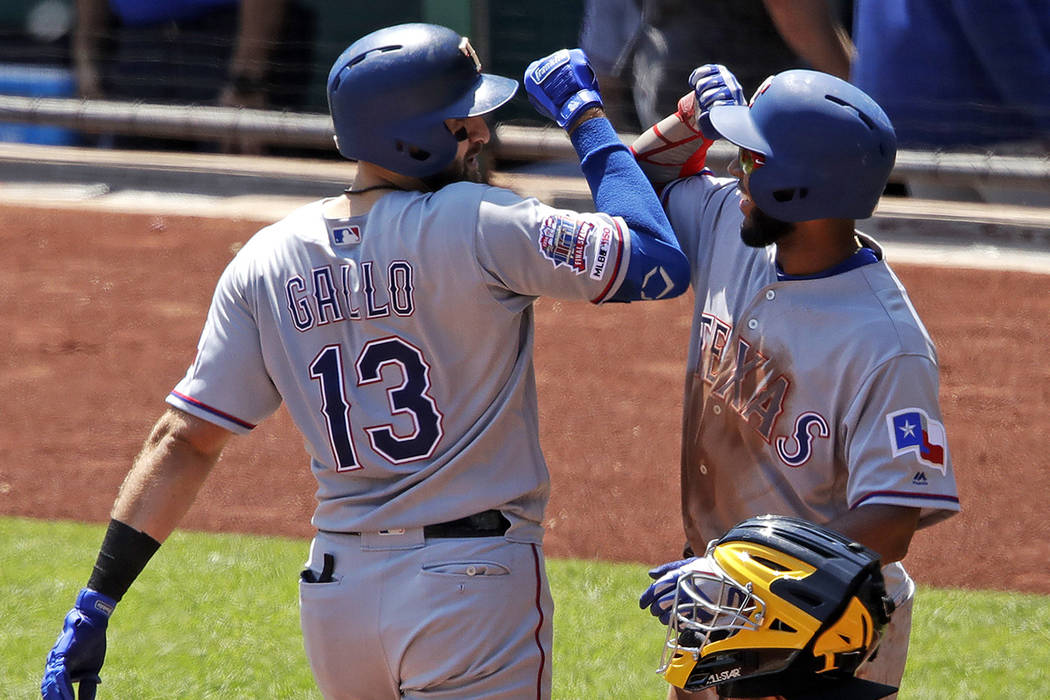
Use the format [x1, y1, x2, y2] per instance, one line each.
[570, 117, 689, 302]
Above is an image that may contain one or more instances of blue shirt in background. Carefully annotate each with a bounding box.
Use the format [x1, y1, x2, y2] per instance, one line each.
[108, 0, 237, 26]
[852, 0, 1050, 149]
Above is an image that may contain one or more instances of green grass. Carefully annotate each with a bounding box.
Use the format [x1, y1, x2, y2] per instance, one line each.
[3, 517, 1049, 699]
[904, 586, 1050, 699]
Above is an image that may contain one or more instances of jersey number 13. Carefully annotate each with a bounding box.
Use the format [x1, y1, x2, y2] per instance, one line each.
[309, 336, 444, 471]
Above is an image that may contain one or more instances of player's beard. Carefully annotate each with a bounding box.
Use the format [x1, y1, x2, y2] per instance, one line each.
[740, 206, 795, 248]
[421, 148, 488, 191]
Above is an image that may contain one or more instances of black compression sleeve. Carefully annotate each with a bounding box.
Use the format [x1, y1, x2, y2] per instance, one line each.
[86, 519, 162, 602]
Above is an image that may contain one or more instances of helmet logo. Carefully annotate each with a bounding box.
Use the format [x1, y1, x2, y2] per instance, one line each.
[750, 75, 774, 107]
[459, 37, 481, 73]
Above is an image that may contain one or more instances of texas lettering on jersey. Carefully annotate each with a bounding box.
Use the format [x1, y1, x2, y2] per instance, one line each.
[697, 312, 790, 443]
[695, 312, 840, 468]
[285, 259, 416, 332]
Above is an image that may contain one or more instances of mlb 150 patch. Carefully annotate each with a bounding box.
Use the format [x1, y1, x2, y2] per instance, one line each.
[589, 220, 616, 281]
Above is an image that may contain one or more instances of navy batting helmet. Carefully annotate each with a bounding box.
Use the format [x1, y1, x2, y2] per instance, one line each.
[709, 70, 897, 222]
[327, 23, 519, 178]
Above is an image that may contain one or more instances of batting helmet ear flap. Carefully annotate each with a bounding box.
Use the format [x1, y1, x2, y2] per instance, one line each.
[387, 119, 461, 175]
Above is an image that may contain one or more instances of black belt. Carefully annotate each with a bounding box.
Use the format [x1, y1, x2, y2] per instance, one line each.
[424, 510, 511, 538]
[338, 510, 511, 539]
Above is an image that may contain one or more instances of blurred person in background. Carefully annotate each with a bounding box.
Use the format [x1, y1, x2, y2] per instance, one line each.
[851, 0, 1050, 205]
[576, 0, 644, 130]
[580, 0, 854, 131]
[73, 0, 315, 153]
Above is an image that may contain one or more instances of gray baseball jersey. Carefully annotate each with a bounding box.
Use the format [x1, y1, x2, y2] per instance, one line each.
[661, 174, 960, 606]
[166, 182, 632, 543]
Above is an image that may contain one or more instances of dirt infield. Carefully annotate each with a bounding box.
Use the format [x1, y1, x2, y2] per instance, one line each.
[3, 205, 1048, 594]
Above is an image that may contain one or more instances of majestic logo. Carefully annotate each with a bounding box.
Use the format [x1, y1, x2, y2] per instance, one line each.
[912, 471, 928, 485]
[887, 408, 947, 474]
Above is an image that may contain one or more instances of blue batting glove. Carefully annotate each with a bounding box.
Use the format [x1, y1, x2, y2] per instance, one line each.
[688, 64, 745, 140]
[42, 588, 117, 700]
[639, 557, 697, 625]
[524, 48, 603, 129]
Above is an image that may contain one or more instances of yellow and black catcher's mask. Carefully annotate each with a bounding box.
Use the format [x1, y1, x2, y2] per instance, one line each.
[658, 515, 897, 700]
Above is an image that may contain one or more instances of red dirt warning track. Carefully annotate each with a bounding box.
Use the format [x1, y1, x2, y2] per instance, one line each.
[2, 206, 1047, 594]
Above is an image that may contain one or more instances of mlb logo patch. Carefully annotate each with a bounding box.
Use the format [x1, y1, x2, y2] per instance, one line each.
[886, 408, 947, 474]
[330, 225, 361, 246]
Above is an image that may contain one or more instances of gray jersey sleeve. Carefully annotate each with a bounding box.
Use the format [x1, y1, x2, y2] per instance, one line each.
[661, 173, 740, 268]
[167, 242, 281, 433]
[844, 352, 959, 526]
[474, 188, 631, 304]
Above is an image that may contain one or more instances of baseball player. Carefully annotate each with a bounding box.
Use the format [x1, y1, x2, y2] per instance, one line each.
[630, 65, 961, 699]
[41, 25, 689, 700]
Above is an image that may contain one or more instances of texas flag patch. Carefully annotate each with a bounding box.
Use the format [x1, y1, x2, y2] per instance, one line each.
[886, 408, 947, 474]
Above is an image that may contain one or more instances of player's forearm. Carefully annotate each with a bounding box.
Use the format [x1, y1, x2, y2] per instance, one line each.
[570, 114, 690, 301]
[826, 504, 921, 564]
[73, 0, 108, 96]
[763, 0, 853, 80]
[73, 0, 107, 53]
[630, 93, 714, 189]
[111, 445, 214, 543]
[112, 409, 230, 542]
[228, 0, 288, 83]
[570, 113, 676, 247]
